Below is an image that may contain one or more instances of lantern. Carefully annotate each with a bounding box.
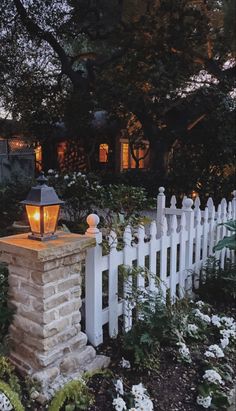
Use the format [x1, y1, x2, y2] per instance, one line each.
[21, 172, 64, 241]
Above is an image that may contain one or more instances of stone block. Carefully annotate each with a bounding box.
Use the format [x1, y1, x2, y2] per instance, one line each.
[44, 292, 70, 311]
[44, 317, 70, 338]
[8, 264, 32, 279]
[57, 277, 80, 293]
[32, 367, 60, 386]
[59, 300, 81, 317]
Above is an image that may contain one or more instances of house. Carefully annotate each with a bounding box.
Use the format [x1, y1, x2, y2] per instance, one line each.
[29, 110, 149, 173]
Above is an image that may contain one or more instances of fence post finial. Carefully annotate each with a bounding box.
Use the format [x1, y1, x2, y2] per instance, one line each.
[183, 198, 193, 210]
[86, 214, 102, 243]
[157, 187, 166, 238]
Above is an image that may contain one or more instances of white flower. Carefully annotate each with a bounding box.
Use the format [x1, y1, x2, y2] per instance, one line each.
[177, 342, 191, 362]
[187, 324, 198, 334]
[55, 174, 59, 178]
[221, 317, 235, 329]
[115, 379, 124, 396]
[64, 174, 69, 180]
[119, 357, 131, 369]
[220, 337, 230, 349]
[132, 383, 146, 398]
[197, 395, 212, 408]
[112, 397, 127, 411]
[0, 392, 13, 410]
[204, 350, 215, 358]
[203, 369, 224, 385]
[47, 169, 54, 174]
[206, 344, 224, 358]
[135, 396, 154, 411]
[196, 300, 205, 308]
[194, 309, 211, 323]
[220, 329, 236, 339]
[211, 315, 221, 328]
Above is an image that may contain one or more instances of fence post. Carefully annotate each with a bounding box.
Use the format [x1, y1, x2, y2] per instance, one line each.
[157, 187, 166, 238]
[85, 214, 103, 346]
[183, 198, 194, 294]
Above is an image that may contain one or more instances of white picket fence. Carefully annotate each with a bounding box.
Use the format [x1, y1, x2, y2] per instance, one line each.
[84, 188, 236, 346]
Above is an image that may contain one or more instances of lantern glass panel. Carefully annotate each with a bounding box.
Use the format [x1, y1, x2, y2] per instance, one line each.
[43, 205, 60, 234]
[26, 205, 41, 234]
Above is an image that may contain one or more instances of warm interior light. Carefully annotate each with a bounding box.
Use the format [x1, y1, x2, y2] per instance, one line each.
[26, 204, 60, 236]
[43, 205, 60, 233]
[26, 205, 41, 233]
[33, 211, 40, 221]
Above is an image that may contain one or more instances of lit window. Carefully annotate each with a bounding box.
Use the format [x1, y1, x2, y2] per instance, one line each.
[99, 144, 109, 163]
[122, 143, 129, 169]
[35, 145, 42, 171]
[122, 143, 146, 170]
[57, 142, 67, 167]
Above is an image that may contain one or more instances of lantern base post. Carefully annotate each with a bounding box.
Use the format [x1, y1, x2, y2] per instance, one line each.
[0, 232, 110, 403]
[28, 233, 58, 241]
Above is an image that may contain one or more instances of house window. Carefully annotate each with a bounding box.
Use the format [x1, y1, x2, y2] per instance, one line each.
[121, 143, 129, 169]
[35, 145, 42, 171]
[121, 142, 147, 170]
[57, 142, 67, 168]
[99, 143, 109, 163]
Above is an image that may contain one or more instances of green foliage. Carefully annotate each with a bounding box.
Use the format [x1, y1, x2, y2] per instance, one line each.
[213, 220, 236, 251]
[48, 171, 104, 226]
[0, 356, 21, 396]
[0, 178, 32, 235]
[48, 379, 94, 411]
[121, 266, 190, 370]
[48, 171, 151, 236]
[196, 258, 236, 307]
[0, 380, 24, 411]
[0, 264, 14, 339]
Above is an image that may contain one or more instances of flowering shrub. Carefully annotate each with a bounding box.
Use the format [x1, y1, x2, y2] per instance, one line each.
[112, 380, 154, 411]
[47, 170, 105, 226]
[47, 171, 151, 234]
[182, 301, 235, 409]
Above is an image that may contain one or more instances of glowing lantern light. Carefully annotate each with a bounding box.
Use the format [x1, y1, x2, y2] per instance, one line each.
[21, 171, 64, 241]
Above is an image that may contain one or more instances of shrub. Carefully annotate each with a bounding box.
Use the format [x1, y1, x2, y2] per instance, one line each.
[121, 266, 190, 371]
[0, 380, 24, 411]
[0, 356, 21, 396]
[0, 264, 14, 339]
[0, 178, 32, 234]
[213, 220, 236, 252]
[47, 171, 153, 234]
[196, 258, 236, 308]
[48, 379, 93, 411]
[48, 171, 105, 225]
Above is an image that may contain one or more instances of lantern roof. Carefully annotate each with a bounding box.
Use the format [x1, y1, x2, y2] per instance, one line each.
[21, 172, 64, 206]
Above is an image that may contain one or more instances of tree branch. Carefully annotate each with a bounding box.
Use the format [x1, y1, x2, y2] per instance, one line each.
[13, 0, 86, 90]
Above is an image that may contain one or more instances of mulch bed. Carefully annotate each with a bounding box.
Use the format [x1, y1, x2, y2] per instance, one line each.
[87, 340, 204, 411]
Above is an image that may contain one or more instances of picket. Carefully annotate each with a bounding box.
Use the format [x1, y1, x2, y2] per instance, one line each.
[85, 189, 235, 346]
[123, 225, 133, 332]
[169, 215, 178, 302]
[108, 230, 119, 338]
[194, 207, 202, 288]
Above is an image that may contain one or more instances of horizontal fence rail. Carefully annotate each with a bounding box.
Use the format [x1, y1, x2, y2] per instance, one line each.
[85, 188, 236, 346]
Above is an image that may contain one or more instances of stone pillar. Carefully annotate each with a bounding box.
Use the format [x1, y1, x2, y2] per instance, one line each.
[0, 232, 109, 399]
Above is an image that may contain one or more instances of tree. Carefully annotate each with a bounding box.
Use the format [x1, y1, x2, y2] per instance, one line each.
[0, 0, 235, 178]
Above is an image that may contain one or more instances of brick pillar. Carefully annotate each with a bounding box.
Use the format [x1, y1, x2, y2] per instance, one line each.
[0, 232, 109, 399]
